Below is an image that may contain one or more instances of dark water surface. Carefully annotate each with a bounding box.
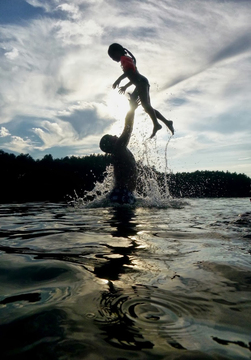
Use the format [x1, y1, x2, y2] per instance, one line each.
[0, 198, 250, 359]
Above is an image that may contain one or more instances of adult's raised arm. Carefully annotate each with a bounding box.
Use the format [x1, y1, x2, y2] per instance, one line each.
[116, 99, 138, 148]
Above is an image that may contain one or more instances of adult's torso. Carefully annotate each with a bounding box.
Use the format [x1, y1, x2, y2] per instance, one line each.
[113, 147, 137, 192]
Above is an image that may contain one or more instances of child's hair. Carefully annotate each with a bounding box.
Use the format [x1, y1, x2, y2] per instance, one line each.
[108, 43, 136, 64]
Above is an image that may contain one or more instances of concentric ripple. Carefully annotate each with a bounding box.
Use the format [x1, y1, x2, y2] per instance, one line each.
[97, 284, 210, 340]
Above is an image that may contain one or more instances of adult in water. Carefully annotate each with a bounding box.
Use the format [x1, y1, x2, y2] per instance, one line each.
[99, 98, 138, 205]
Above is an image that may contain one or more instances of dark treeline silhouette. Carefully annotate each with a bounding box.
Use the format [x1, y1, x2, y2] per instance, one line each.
[0, 150, 112, 203]
[0, 150, 250, 203]
[155, 169, 250, 198]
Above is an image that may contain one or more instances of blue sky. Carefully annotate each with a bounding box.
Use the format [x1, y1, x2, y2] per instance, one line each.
[0, 0, 250, 177]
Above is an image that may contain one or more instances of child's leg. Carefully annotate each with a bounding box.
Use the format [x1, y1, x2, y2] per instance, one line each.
[129, 88, 140, 103]
[137, 83, 162, 138]
[154, 109, 174, 135]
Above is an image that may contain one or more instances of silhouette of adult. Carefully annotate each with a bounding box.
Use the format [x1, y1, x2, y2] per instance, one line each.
[99, 99, 137, 204]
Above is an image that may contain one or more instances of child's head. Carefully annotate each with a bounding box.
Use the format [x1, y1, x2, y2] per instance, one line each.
[108, 43, 126, 62]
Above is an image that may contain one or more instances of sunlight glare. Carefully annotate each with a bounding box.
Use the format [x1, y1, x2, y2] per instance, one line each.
[105, 90, 150, 140]
[106, 90, 131, 133]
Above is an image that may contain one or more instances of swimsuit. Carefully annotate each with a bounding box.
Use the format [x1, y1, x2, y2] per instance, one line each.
[120, 56, 149, 85]
[121, 55, 136, 72]
[109, 187, 136, 205]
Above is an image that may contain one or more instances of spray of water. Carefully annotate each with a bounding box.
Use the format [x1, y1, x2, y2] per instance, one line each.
[70, 133, 186, 208]
[70, 165, 114, 208]
[133, 135, 180, 208]
[70, 105, 186, 208]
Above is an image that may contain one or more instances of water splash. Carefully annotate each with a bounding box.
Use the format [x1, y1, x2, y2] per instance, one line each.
[133, 136, 176, 208]
[69, 165, 114, 208]
[71, 136, 186, 209]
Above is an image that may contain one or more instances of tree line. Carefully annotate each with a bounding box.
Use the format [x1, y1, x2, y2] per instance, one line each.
[0, 149, 250, 203]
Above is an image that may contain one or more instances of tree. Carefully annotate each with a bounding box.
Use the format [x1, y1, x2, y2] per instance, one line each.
[0, 149, 250, 203]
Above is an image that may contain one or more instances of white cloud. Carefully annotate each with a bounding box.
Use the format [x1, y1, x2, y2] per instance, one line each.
[2, 135, 35, 154]
[56, 3, 81, 20]
[4, 47, 19, 60]
[0, 0, 250, 177]
[25, 0, 55, 12]
[55, 19, 102, 46]
[32, 119, 78, 150]
[0, 127, 10, 137]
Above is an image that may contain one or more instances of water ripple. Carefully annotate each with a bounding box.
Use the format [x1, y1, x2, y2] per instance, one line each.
[96, 284, 211, 344]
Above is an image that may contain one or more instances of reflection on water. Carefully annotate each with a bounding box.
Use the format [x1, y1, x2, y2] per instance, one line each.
[94, 207, 139, 281]
[0, 199, 251, 359]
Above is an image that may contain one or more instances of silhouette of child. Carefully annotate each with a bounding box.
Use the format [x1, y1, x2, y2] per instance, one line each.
[108, 43, 174, 138]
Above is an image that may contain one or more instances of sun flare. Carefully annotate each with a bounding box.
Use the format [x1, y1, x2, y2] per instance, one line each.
[106, 90, 132, 133]
[104, 89, 153, 143]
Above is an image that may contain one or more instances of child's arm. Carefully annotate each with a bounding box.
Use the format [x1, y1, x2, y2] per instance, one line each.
[118, 82, 133, 94]
[112, 74, 127, 89]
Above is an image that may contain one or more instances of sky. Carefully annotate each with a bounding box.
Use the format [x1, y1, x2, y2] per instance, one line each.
[0, 0, 250, 177]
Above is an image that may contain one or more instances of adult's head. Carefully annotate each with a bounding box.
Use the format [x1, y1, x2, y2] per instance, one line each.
[99, 134, 118, 153]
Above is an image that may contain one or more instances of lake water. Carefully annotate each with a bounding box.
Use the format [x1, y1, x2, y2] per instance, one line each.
[0, 198, 251, 359]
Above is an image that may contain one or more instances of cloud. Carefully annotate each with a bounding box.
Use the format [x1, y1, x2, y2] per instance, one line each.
[4, 47, 19, 60]
[0, 0, 250, 177]
[56, 3, 81, 20]
[0, 135, 35, 154]
[25, 0, 55, 12]
[210, 33, 251, 65]
[32, 119, 77, 150]
[58, 106, 113, 137]
[0, 127, 10, 137]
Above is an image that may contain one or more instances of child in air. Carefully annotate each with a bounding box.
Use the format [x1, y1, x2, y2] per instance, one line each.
[108, 43, 174, 138]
